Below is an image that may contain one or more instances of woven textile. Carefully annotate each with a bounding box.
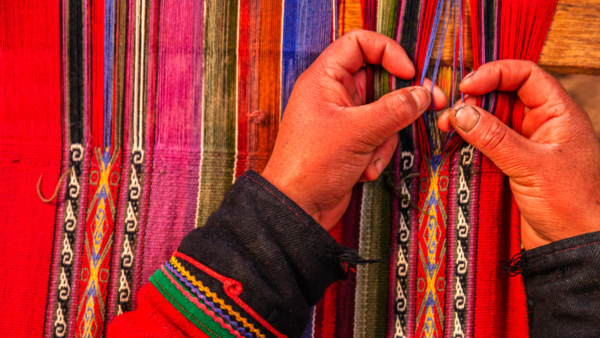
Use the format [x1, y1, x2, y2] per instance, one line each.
[0, 0, 556, 337]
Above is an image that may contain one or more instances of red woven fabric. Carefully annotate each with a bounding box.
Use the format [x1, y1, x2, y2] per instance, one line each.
[474, 159, 527, 337]
[0, 1, 62, 336]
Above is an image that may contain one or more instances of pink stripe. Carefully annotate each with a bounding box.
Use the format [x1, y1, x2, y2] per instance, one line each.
[444, 153, 459, 338]
[140, 0, 204, 284]
[466, 150, 482, 337]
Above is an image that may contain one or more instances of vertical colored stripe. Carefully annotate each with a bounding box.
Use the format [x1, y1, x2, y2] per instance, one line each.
[337, 0, 363, 38]
[355, 173, 392, 338]
[196, 0, 239, 227]
[281, 0, 332, 117]
[253, 0, 282, 173]
[44, 0, 89, 336]
[236, 0, 282, 177]
[141, 0, 204, 285]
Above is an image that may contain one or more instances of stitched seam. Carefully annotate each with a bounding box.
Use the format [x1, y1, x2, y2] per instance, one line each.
[170, 258, 263, 338]
[175, 251, 287, 338]
[166, 265, 256, 338]
[525, 240, 600, 265]
[161, 266, 243, 338]
[243, 174, 325, 241]
[171, 258, 263, 337]
[153, 276, 223, 338]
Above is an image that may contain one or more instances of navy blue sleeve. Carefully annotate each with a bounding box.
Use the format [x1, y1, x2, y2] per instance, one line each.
[176, 171, 361, 338]
[522, 231, 600, 338]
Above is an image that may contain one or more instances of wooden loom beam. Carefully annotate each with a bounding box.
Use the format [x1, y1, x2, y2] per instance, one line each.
[436, 0, 600, 75]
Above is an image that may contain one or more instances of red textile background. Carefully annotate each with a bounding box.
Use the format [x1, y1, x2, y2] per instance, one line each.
[0, 1, 62, 336]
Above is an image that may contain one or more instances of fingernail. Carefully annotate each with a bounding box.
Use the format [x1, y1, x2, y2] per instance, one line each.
[463, 71, 477, 81]
[374, 159, 384, 176]
[410, 87, 431, 112]
[454, 105, 480, 132]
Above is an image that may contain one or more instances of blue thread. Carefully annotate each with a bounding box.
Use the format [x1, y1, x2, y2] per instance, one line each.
[420, 0, 454, 154]
[418, 0, 445, 88]
[103, 0, 116, 152]
[451, 0, 457, 107]
[418, 0, 445, 153]
[430, 0, 454, 102]
[442, 0, 465, 151]
[458, 0, 465, 103]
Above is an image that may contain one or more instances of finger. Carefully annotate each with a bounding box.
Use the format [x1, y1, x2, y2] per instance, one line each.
[362, 133, 398, 181]
[438, 110, 452, 132]
[314, 30, 415, 85]
[458, 95, 478, 107]
[350, 86, 431, 144]
[460, 60, 579, 121]
[447, 104, 538, 179]
[422, 78, 448, 111]
[438, 96, 478, 132]
[352, 68, 367, 106]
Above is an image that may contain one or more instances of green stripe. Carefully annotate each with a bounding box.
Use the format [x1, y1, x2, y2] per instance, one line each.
[196, 0, 239, 227]
[150, 269, 236, 338]
[353, 2, 398, 336]
[354, 169, 393, 338]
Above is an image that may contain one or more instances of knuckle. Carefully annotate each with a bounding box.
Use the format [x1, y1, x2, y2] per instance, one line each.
[319, 61, 339, 80]
[524, 60, 538, 69]
[387, 92, 416, 123]
[345, 29, 362, 38]
[478, 120, 508, 153]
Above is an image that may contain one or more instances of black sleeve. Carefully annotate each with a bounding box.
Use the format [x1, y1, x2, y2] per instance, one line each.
[522, 231, 600, 338]
[174, 170, 361, 338]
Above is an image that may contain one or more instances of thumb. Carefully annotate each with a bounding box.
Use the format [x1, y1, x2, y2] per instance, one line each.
[448, 104, 537, 179]
[350, 86, 431, 142]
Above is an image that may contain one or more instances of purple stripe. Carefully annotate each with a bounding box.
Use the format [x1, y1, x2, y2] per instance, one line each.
[139, 0, 204, 284]
[444, 153, 459, 338]
[407, 124, 421, 338]
[466, 150, 481, 338]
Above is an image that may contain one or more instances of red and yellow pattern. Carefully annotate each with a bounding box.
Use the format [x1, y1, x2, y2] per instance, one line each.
[76, 149, 122, 338]
[416, 155, 451, 337]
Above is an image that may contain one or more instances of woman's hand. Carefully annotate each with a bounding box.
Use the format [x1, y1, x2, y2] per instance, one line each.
[438, 60, 600, 250]
[262, 30, 446, 231]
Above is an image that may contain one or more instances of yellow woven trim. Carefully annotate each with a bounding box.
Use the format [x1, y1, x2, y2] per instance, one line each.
[169, 257, 265, 338]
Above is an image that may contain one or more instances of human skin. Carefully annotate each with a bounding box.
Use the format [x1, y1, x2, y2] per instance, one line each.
[437, 60, 600, 250]
[262, 29, 447, 230]
[263, 30, 600, 250]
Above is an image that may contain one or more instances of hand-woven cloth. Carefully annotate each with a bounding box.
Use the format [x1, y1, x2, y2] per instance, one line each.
[0, 0, 556, 337]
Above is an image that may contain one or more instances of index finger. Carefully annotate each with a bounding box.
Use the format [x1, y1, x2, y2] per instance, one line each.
[314, 29, 415, 81]
[459, 60, 573, 111]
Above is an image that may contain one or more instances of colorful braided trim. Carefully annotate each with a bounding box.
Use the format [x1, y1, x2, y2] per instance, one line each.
[174, 251, 287, 338]
[151, 268, 236, 338]
[167, 258, 263, 338]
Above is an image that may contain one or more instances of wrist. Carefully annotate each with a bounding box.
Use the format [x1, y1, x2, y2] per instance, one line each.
[261, 167, 322, 225]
